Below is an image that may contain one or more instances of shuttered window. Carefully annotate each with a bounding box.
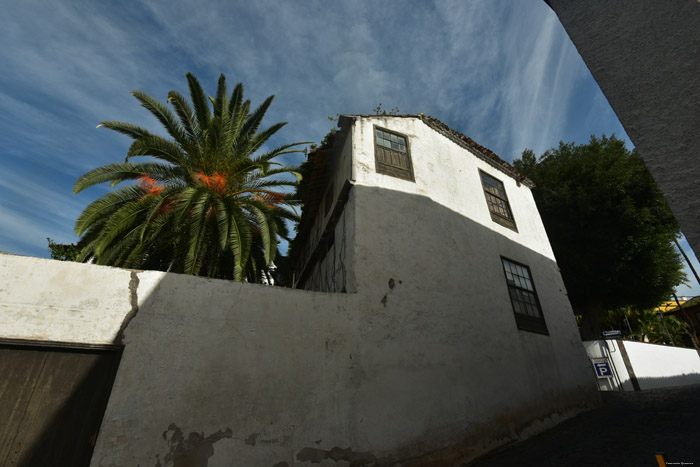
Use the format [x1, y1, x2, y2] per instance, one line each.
[374, 127, 414, 182]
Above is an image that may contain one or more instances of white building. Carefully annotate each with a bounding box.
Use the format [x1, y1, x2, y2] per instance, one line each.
[296, 113, 582, 335]
[0, 114, 599, 466]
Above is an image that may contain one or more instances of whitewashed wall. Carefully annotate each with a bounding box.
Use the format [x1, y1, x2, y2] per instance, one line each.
[1, 248, 599, 466]
[584, 339, 700, 391]
[623, 340, 700, 390]
[351, 116, 557, 261]
[343, 116, 599, 455]
[0, 253, 136, 345]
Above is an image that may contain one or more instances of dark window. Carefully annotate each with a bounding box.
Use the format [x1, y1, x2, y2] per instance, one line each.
[374, 127, 414, 181]
[480, 170, 517, 231]
[501, 257, 548, 335]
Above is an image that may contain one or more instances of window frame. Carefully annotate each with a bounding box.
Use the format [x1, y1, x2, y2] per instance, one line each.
[500, 256, 548, 335]
[373, 125, 415, 182]
[479, 169, 517, 232]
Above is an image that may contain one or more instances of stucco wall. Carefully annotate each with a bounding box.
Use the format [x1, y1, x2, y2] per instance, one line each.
[545, 0, 700, 256]
[622, 340, 700, 390]
[1, 247, 599, 466]
[351, 116, 557, 262]
[348, 116, 598, 439]
[89, 265, 598, 466]
[584, 339, 700, 391]
[0, 253, 136, 345]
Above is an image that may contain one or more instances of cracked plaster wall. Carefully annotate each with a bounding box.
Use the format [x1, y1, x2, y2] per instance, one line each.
[0, 253, 139, 345]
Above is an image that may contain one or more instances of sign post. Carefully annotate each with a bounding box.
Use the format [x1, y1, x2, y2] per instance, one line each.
[591, 358, 614, 379]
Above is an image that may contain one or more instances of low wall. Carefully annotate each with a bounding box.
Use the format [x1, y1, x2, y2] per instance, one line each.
[624, 340, 700, 390]
[0, 253, 600, 466]
[584, 339, 700, 391]
[0, 253, 134, 345]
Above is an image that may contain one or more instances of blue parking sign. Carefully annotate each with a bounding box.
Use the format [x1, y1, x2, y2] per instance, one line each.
[592, 359, 613, 379]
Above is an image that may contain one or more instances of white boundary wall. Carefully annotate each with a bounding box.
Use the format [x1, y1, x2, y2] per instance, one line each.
[0, 253, 135, 345]
[624, 340, 700, 390]
[584, 339, 700, 391]
[0, 252, 601, 466]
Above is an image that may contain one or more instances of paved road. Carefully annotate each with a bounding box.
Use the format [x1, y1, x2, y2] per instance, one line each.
[467, 384, 700, 467]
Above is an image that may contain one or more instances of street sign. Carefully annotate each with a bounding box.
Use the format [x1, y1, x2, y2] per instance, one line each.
[592, 358, 614, 379]
[602, 330, 622, 338]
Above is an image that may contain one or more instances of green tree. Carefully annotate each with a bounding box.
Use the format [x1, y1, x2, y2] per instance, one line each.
[514, 135, 685, 339]
[73, 73, 307, 282]
[602, 307, 694, 347]
[47, 238, 80, 262]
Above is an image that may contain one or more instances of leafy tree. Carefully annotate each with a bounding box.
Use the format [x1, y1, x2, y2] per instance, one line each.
[514, 135, 685, 339]
[602, 307, 694, 347]
[73, 73, 307, 281]
[47, 238, 80, 262]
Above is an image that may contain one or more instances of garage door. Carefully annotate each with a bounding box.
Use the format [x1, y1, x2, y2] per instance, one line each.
[0, 341, 122, 467]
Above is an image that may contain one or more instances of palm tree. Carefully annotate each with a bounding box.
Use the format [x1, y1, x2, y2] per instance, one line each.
[73, 73, 307, 282]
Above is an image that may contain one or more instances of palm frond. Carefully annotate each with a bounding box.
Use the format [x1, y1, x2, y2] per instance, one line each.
[240, 95, 274, 139]
[186, 72, 211, 134]
[167, 90, 201, 152]
[184, 193, 212, 275]
[130, 91, 189, 148]
[75, 186, 145, 235]
[213, 196, 230, 251]
[246, 204, 273, 264]
[242, 122, 287, 156]
[212, 74, 229, 122]
[94, 195, 155, 255]
[97, 121, 156, 140]
[125, 135, 188, 166]
[228, 200, 252, 281]
[73, 162, 183, 193]
[228, 83, 244, 119]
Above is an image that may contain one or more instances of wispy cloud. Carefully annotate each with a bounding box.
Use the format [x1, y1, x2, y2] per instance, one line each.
[0, 0, 645, 266]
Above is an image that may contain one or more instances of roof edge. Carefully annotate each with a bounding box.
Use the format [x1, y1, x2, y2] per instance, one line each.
[341, 114, 535, 188]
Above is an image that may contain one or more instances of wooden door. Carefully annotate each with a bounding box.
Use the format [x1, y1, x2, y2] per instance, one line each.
[0, 342, 122, 467]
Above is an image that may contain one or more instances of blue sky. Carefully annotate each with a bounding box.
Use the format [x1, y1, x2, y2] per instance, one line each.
[1, 0, 699, 296]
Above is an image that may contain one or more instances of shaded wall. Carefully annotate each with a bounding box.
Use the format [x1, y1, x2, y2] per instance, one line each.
[545, 0, 700, 255]
[0, 167, 600, 467]
[89, 188, 598, 465]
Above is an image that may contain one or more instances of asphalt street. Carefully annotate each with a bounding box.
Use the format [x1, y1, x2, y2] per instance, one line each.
[466, 384, 700, 467]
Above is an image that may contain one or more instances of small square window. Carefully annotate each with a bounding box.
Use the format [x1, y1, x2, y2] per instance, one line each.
[480, 170, 517, 231]
[374, 126, 414, 182]
[501, 257, 548, 335]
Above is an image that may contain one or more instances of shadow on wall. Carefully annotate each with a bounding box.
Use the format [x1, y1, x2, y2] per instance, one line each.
[638, 374, 700, 391]
[81, 185, 615, 466]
